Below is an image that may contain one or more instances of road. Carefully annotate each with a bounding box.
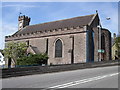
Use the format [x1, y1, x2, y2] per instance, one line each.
[2, 66, 119, 89]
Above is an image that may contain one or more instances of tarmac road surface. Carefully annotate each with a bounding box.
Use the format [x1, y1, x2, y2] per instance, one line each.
[2, 65, 119, 88]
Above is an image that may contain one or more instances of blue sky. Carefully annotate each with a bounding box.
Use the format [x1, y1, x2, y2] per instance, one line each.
[0, 2, 118, 49]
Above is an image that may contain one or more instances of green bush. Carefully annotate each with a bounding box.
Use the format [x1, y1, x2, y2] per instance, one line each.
[17, 53, 48, 66]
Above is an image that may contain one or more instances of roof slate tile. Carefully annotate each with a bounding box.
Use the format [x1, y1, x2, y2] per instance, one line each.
[14, 14, 95, 35]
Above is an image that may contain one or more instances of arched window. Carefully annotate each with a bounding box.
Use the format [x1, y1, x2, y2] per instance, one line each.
[55, 39, 62, 58]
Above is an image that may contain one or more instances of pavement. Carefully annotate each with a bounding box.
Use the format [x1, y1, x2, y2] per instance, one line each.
[2, 65, 119, 89]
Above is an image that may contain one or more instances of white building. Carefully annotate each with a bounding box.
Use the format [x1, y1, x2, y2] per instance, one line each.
[0, 52, 5, 66]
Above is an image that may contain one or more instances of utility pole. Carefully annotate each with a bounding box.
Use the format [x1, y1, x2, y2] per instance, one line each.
[97, 16, 110, 62]
[97, 22, 102, 62]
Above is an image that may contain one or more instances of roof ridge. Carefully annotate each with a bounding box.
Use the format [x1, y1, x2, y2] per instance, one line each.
[28, 14, 96, 27]
[14, 13, 96, 35]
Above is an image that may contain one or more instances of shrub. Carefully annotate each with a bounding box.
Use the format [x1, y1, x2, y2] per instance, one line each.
[17, 53, 48, 66]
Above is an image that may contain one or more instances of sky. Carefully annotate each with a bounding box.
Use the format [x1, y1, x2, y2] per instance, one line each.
[0, 2, 119, 49]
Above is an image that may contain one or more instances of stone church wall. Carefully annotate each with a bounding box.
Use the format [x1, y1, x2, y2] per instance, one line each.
[74, 32, 86, 63]
[29, 38, 46, 53]
[5, 27, 87, 65]
[93, 27, 99, 62]
[48, 35, 72, 65]
[101, 29, 111, 60]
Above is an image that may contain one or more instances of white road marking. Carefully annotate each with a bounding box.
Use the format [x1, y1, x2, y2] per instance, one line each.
[49, 72, 119, 88]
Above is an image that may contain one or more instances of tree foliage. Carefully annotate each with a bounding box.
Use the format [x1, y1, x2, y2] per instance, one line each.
[115, 37, 120, 56]
[3, 41, 49, 67]
[3, 42, 27, 65]
[115, 37, 120, 49]
[17, 53, 48, 66]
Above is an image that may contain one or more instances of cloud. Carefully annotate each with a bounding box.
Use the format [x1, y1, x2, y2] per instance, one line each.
[0, 23, 18, 49]
[2, 23, 17, 35]
[1, 0, 119, 2]
[0, 24, 4, 50]
[99, 3, 118, 36]
[2, 4, 44, 8]
[46, 2, 118, 36]
[0, 2, 118, 49]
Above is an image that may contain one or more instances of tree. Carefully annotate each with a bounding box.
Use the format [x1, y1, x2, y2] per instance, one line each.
[115, 37, 120, 49]
[115, 37, 120, 57]
[3, 41, 27, 67]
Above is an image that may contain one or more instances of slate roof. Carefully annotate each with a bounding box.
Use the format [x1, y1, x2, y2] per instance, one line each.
[31, 46, 40, 54]
[27, 45, 40, 54]
[14, 14, 96, 35]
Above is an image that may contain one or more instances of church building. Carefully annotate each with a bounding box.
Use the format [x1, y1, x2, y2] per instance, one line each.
[5, 12, 111, 66]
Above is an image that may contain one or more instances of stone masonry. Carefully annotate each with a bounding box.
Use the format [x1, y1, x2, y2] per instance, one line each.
[5, 13, 111, 67]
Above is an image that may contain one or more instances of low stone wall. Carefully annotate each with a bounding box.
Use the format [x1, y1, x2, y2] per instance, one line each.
[1, 60, 119, 78]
